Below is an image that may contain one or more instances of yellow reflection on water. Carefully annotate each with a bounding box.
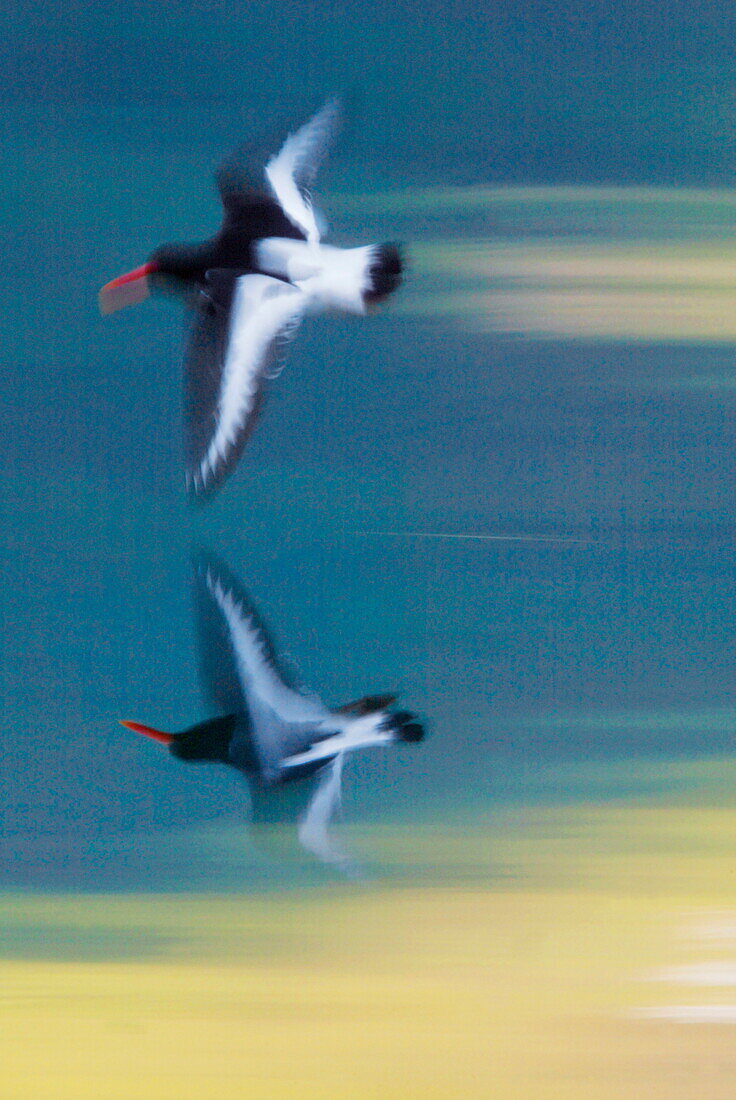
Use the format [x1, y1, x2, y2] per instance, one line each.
[4, 762, 736, 1097]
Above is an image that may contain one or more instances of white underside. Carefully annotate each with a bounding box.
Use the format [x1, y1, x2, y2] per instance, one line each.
[281, 712, 393, 770]
[256, 237, 377, 315]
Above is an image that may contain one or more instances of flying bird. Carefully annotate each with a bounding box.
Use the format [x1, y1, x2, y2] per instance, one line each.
[121, 555, 423, 872]
[99, 100, 403, 498]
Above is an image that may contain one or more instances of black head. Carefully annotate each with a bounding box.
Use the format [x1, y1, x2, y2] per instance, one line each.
[149, 240, 216, 283]
[169, 714, 238, 763]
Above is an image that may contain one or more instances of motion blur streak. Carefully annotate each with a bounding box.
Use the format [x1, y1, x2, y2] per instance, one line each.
[367, 186, 736, 343]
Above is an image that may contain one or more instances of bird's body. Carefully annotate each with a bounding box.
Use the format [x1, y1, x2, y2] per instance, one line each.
[100, 101, 403, 498]
[122, 556, 423, 870]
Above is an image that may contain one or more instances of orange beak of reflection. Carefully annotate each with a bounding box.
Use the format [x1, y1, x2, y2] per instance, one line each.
[119, 719, 174, 746]
[99, 262, 158, 315]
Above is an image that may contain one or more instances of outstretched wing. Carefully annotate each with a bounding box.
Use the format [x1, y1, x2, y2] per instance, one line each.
[192, 554, 249, 717]
[215, 139, 271, 211]
[216, 153, 306, 240]
[184, 271, 306, 498]
[264, 99, 341, 245]
[297, 754, 358, 874]
[196, 556, 332, 781]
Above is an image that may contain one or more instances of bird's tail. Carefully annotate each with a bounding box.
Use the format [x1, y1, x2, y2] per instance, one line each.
[254, 238, 404, 314]
[364, 243, 403, 306]
[384, 709, 424, 742]
[337, 693, 424, 743]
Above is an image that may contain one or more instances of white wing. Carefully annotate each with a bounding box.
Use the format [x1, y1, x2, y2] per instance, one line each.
[298, 754, 359, 874]
[203, 567, 330, 727]
[186, 273, 306, 496]
[264, 99, 341, 246]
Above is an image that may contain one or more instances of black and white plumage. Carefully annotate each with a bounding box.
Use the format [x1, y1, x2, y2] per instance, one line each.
[99, 101, 404, 499]
[121, 555, 423, 871]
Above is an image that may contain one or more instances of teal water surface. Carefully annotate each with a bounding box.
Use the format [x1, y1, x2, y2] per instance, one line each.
[2, 1, 736, 890]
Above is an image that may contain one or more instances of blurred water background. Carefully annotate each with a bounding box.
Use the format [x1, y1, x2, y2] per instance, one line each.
[3, 2, 736, 1094]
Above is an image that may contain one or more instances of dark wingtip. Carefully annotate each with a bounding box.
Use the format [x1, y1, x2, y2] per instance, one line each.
[338, 693, 399, 716]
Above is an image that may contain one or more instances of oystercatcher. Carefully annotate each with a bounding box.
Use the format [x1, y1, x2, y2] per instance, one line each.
[121, 555, 423, 870]
[100, 101, 403, 498]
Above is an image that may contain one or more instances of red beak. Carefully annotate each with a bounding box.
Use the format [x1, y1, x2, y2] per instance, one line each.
[120, 719, 174, 746]
[99, 261, 158, 315]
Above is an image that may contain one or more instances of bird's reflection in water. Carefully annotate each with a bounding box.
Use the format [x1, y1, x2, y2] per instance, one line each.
[122, 553, 424, 876]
